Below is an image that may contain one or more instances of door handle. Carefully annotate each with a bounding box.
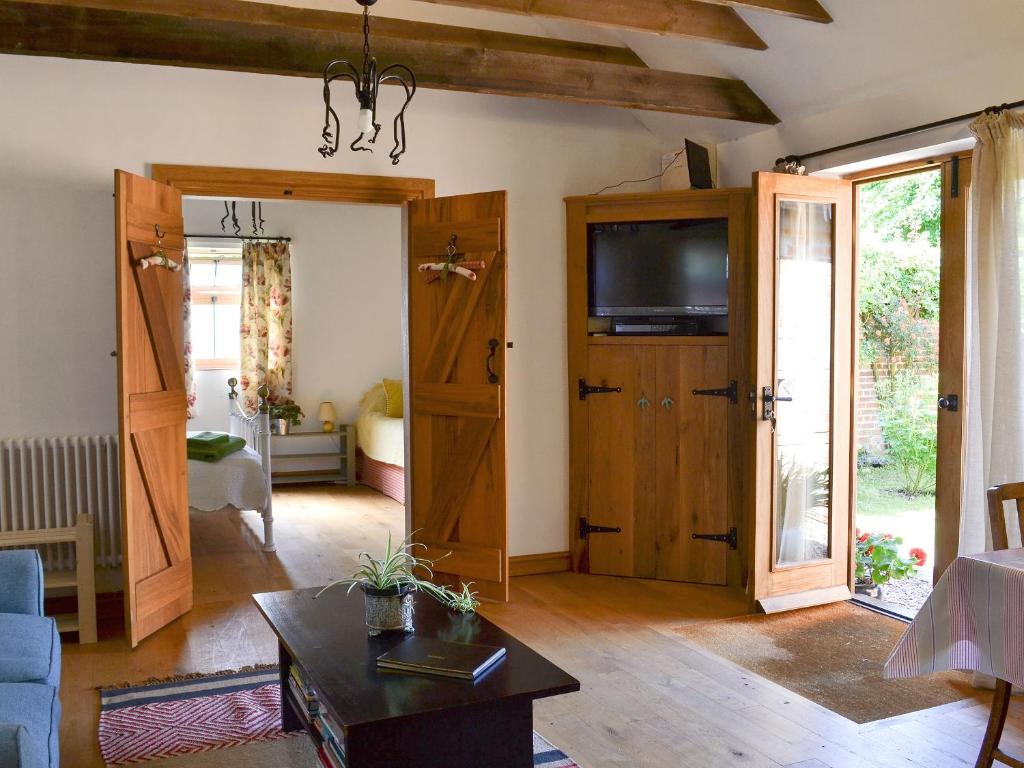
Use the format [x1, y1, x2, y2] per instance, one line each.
[661, 396, 674, 410]
[761, 386, 793, 422]
[938, 393, 959, 412]
[486, 338, 499, 384]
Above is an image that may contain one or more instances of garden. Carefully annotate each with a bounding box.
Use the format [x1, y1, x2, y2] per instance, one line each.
[854, 169, 941, 615]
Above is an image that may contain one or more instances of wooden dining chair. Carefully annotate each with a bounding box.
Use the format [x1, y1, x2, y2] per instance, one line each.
[976, 482, 1024, 768]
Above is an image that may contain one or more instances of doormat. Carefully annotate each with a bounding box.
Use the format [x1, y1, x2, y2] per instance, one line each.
[98, 667, 577, 766]
[672, 601, 972, 723]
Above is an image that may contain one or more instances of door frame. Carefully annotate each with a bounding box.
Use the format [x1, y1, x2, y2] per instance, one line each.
[845, 152, 972, 584]
[151, 164, 435, 539]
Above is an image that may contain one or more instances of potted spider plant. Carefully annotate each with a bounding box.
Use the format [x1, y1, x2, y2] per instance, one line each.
[315, 532, 480, 636]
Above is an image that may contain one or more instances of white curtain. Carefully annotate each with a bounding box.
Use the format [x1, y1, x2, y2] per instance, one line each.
[961, 110, 1024, 555]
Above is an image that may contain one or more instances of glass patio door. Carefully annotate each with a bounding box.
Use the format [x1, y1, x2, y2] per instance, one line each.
[751, 172, 854, 613]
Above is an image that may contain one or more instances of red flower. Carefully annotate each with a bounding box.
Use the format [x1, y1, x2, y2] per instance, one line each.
[910, 547, 927, 567]
[883, 533, 893, 540]
[857, 531, 870, 543]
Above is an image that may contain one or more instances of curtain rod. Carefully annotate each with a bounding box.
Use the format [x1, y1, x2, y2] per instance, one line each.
[785, 99, 1024, 164]
[185, 233, 291, 243]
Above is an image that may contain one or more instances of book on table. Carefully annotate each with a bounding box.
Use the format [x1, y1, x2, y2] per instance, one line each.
[376, 637, 507, 680]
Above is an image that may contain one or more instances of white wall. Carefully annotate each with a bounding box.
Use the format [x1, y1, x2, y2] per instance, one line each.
[0, 54, 663, 556]
[183, 199, 403, 433]
[717, 44, 1024, 185]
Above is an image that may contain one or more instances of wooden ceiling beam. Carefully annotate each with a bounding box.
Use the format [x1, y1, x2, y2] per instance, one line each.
[0, 0, 779, 123]
[696, 0, 832, 24]
[414, 0, 768, 49]
[12, 0, 648, 68]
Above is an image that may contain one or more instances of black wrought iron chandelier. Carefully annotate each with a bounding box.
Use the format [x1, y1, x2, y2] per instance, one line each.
[318, 0, 416, 165]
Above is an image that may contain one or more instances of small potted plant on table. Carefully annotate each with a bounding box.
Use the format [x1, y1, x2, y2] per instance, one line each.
[854, 530, 922, 599]
[316, 533, 480, 636]
[269, 400, 304, 435]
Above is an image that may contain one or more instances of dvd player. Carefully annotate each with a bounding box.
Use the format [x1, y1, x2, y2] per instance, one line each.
[611, 315, 726, 336]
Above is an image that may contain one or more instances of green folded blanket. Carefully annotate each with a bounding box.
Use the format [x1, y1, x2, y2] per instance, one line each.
[187, 435, 246, 463]
[187, 431, 231, 448]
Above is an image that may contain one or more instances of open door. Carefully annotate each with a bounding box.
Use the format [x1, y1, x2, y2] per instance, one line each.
[115, 170, 192, 646]
[751, 172, 854, 613]
[408, 192, 509, 602]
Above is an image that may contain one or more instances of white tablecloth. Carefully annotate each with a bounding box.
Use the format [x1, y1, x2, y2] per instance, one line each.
[884, 548, 1024, 688]
[187, 445, 269, 513]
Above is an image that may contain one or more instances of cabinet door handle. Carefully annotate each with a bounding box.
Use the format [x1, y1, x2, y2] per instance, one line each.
[661, 396, 674, 410]
[486, 338, 499, 384]
[637, 395, 650, 410]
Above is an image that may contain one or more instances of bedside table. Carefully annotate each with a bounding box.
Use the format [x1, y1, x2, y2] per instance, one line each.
[270, 424, 356, 486]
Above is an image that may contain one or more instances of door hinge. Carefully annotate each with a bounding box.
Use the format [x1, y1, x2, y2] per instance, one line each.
[579, 517, 622, 539]
[692, 379, 738, 404]
[579, 378, 622, 400]
[692, 527, 738, 550]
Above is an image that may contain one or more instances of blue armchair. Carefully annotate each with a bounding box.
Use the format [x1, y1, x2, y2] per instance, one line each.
[0, 550, 61, 768]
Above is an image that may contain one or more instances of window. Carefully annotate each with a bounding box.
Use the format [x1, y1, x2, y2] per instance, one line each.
[188, 240, 243, 370]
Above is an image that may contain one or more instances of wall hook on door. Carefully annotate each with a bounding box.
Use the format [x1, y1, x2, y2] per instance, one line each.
[486, 338, 500, 384]
[153, 223, 165, 243]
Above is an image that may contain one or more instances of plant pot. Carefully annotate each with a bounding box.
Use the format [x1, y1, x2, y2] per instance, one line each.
[855, 580, 883, 599]
[271, 418, 290, 435]
[361, 583, 415, 636]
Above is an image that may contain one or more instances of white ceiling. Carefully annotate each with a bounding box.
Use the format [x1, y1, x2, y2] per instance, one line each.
[241, 0, 1024, 150]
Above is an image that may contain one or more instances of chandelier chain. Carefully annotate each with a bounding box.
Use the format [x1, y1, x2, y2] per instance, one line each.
[361, 6, 372, 83]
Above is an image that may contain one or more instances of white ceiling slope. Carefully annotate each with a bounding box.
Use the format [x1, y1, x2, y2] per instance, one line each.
[245, 0, 1024, 152]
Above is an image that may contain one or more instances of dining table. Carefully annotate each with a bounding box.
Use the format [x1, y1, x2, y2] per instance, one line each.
[884, 547, 1024, 768]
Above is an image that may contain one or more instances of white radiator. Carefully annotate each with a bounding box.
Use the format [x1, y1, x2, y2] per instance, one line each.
[0, 436, 121, 570]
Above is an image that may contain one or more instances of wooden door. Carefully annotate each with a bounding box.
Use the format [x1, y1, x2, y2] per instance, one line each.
[751, 172, 853, 613]
[115, 170, 191, 646]
[585, 344, 656, 577]
[408, 192, 509, 602]
[655, 343, 730, 584]
[934, 155, 972, 579]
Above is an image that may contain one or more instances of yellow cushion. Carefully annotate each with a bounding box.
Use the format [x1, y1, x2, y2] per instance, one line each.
[381, 378, 403, 418]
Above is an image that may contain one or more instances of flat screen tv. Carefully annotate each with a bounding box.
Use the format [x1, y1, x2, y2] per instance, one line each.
[588, 218, 729, 317]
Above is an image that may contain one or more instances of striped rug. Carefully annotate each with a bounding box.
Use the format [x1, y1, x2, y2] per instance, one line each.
[98, 668, 577, 766]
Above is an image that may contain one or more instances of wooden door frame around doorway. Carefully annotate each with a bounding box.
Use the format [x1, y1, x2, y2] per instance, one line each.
[846, 152, 972, 584]
[151, 163, 436, 536]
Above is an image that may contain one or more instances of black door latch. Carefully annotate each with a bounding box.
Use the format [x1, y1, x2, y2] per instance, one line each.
[692, 527, 738, 550]
[579, 518, 622, 539]
[937, 393, 959, 412]
[692, 379, 738, 404]
[579, 378, 622, 400]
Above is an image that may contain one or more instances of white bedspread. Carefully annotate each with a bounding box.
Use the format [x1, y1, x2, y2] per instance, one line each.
[356, 410, 405, 467]
[187, 445, 269, 512]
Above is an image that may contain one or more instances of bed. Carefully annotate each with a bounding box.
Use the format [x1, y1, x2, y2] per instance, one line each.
[187, 380, 275, 551]
[355, 383, 406, 504]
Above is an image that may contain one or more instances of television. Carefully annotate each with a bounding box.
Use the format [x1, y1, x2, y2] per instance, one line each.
[588, 218, 729, 318]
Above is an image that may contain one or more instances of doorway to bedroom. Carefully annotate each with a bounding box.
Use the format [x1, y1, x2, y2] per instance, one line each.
[183, 195, 408, 561]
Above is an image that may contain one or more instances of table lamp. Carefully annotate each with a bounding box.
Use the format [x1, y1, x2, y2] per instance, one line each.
[318, 401, 337, 433]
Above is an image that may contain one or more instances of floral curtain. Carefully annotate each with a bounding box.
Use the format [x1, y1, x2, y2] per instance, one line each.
[961, 109, 1024, 554]
[183, 246, 197, 420]
[240, 241, 293, 412]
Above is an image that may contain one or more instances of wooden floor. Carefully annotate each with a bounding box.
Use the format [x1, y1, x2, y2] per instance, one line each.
[61, 485, 1024, 767]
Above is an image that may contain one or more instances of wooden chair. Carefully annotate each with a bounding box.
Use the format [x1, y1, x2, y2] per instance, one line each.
[976, 482, 1024, 768]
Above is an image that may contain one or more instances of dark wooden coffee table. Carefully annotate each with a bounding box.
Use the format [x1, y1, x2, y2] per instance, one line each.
[253, 588, 580, 768]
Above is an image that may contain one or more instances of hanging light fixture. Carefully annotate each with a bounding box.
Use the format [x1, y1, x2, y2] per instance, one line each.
[318, 0, 416, 165]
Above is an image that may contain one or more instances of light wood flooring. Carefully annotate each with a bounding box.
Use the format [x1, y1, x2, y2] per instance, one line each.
[61, 485, 1024, 767]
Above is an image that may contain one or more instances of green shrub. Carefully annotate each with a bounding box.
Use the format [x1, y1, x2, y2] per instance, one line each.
[877, 372, 937, 496]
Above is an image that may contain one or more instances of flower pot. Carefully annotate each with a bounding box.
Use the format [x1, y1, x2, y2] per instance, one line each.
[271, 418, 290, 435]
[361, 583, 415, 636]
[855, 580, 883, 599]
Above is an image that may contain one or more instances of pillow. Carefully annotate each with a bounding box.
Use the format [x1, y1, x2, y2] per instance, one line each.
[359, 383, 387, 414]
[381, 378, 403, 418]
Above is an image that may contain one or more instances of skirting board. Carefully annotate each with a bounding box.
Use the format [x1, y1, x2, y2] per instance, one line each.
[509, 551, 572, 577]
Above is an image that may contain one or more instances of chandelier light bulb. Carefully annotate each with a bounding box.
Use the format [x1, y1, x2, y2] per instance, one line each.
[357, 108, 374, 134]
